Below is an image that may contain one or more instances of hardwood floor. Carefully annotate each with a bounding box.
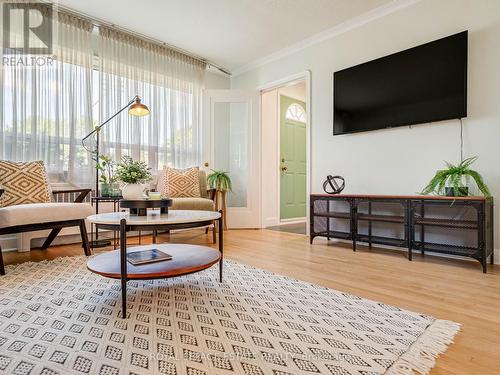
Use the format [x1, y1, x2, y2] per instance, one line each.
[3, 228, 499, 375]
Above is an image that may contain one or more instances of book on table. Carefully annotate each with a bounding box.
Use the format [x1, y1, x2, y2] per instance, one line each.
[127, 249, 172, 265]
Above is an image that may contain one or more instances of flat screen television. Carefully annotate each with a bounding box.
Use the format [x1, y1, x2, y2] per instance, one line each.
[333, 31, 467, 135]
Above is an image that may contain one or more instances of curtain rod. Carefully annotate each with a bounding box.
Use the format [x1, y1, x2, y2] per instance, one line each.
[38, 0, 231, 76]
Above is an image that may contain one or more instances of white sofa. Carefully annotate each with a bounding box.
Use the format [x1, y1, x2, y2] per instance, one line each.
[150, 169, 216, 211]
[0, 188, 93, 274]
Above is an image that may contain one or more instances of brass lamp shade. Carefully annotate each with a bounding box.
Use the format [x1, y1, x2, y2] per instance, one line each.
[128, 97, 150, 116]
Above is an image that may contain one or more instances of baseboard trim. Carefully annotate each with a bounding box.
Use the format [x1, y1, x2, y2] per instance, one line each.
[280, 218, 306, 225]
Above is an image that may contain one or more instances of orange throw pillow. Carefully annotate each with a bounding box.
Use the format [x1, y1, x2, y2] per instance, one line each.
[0, 160, 51, 207]
[162, 167, 201, 198]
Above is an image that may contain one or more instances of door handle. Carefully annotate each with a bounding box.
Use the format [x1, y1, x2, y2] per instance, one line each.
[281, 166, 288, 172]
[204, 162, 209, 167]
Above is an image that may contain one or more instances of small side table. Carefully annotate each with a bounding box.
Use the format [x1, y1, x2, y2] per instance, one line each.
[90, 196, 122, 248]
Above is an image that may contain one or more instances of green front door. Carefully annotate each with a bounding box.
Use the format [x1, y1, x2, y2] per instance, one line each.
[280, 95, 306, 220]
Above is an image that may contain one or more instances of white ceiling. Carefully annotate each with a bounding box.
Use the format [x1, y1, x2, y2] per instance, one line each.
[57, 0, 394, 73]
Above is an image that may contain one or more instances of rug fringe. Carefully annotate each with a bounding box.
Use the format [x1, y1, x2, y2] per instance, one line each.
[387, 319, 460, 375]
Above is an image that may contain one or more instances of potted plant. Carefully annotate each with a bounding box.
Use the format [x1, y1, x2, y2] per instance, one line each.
[421, 156, 490, 197]
[115, 156, 152, 199]
[207, 170, 232, 230]
[95, 154, 116, 197]
[207, 170, 232, 193]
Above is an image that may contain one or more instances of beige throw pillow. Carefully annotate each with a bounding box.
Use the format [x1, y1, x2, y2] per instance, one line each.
[0, 160, 52, 207]
[162, 167, 201, 198]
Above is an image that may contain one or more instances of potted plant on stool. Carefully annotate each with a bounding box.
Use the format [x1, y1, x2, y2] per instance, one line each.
[421, 156, 491, 197]
[116, 156, 152, 200]
[207, 170, 232, 230]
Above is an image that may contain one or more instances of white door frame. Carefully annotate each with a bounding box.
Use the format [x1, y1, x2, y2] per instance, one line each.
[259, 71, 311, 233]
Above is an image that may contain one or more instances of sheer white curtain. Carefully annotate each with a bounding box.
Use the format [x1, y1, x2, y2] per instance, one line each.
[0, 6, 95, 187]
[97, 27, 206, 171]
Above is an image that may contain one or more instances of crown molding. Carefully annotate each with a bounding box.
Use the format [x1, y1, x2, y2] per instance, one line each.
[231, 0, 422, 77]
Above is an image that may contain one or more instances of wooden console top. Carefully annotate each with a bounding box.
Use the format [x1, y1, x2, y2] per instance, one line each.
[311, 194, 488, 201]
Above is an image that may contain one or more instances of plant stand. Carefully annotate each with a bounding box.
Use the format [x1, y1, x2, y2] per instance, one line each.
[214, 191, 228, 230]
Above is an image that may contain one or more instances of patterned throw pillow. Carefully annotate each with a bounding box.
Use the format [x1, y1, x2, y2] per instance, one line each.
[162, 167, 201, 198]
[0, 160, 52, 207]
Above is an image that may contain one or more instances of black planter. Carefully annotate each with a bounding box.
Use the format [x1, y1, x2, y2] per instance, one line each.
[445, 186, 469, 197]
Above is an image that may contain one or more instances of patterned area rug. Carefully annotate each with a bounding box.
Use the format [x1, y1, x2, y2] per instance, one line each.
[0, 257, 459, 375]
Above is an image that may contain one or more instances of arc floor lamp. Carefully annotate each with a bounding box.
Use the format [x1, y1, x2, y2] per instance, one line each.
[82, 95, 150, 197]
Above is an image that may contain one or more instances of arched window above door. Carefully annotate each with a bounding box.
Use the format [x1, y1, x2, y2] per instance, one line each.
[285, 103, 306, 122]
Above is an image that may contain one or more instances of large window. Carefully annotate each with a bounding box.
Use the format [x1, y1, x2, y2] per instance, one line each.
[1, 60, 94, 186]
[1, 19, 205, 187]
[93, 70, 199, 172]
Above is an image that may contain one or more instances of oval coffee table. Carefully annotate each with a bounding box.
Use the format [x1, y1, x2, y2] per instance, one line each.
[87, 210, 222, 318]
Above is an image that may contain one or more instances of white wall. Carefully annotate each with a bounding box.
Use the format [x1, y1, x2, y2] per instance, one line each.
[205, 70, 231, 89]
[232, 0, 500, 261]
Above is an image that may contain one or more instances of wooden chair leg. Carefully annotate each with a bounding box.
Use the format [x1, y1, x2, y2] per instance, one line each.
[0, 242, 5, 276]
[41, 227, 62, 250]
[79, 219, 91, 256]
[212, 223, 217, 244]
[221, 193, 228, 231]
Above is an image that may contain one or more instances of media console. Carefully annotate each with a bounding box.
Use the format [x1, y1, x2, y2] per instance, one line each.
[310, 194, 494, 272]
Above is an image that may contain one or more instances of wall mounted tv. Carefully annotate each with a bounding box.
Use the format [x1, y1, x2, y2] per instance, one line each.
[333, 31, 467, 136]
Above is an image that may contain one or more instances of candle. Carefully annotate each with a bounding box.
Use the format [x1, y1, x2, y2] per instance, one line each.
[148, 191, 161, 200]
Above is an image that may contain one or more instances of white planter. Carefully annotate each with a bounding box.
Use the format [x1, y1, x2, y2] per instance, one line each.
[121, 184, 145, 200]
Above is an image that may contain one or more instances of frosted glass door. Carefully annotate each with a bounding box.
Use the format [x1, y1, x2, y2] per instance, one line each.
[203, 90, 260, 228]
[214, 102, 248, 208]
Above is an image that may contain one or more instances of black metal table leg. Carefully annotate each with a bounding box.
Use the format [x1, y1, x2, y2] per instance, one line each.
[90, 223, 94, 247]
[114, 201, 118, 249]
[368, 201, 372, 249]
[407, 201, 413, 260]
[95, 200, 99, 240]
[309, 199, 315, 244]
[351, 200, 357, 252]
[326, 199, 330, 241]
[408, 202, 415, 261]
[218, 211, 223, 282]
[120, 219, 127, 318]
[420, 203, 425, 255]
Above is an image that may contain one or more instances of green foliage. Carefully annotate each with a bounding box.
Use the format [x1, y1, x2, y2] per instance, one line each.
[94, 154, 116, 183]
[207, 170, 232, 192]
[421, 156, 491, 197]
[115, 156, 152, 184]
